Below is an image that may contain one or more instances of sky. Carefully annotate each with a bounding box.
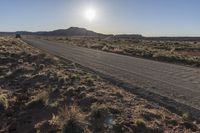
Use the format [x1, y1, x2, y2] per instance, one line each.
[0, 0, 200, 36]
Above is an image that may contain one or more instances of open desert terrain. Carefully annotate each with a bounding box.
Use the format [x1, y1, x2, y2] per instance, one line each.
[1, 0, 200, 132]
[1, 36, 200, 133]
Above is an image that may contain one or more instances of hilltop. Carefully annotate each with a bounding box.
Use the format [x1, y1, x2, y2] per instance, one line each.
[0, 27, 110, 37]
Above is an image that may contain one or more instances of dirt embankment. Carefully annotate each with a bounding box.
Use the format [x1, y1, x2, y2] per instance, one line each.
[0, 36, 199, 133]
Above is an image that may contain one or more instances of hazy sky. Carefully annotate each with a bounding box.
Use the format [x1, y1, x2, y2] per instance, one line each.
[0, 0, 200, 36]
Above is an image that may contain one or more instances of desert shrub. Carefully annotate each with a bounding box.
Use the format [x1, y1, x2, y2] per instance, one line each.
[39, 64, 45, 69]
[127, 39, 138, 43]
[18, 59, 24, 63]
[61, 105, 86, 133]
[31, 63, 36, 67]
[15, 34, 21, 38]
[70, 73, 80, 82]
[49, 114, 60, 126]
[83, 128, 92, 133]
[167, 119, 178, 126]
[135, 119, 146, 127]
[91, 103, 109, 119]
[194, 41, 198, 44]
[26, 91, 49, 109]
[48, 84, 59, 93]
[58, 75, 69, 84]
[181, 121, 198, 132]
[84, 75, 95, 86]
[102, 46, 109, 51]
[182, 113, 189, 121]
[174, 42, 180, 45]
[90, 103, 111, 131]
[35, 120, 59, 133]
[0, 94, 8, 111]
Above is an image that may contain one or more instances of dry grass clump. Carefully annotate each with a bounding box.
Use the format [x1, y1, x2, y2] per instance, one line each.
[83, 74, 96, 86]
[60, 105, 87, 133]
[26, 91, 49, 109]
[0, 93, 9, 111]
[135, 118, 146, 127]
[90, 103, 109, 119]
[47, 105, 89, 133]
[90, 103, 111, 131]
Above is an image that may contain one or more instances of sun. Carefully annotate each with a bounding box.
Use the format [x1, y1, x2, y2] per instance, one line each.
[85, 8, 96, 22]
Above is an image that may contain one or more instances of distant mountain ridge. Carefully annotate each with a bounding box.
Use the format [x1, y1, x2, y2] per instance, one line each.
[31, 27, 107, 36]
[0, 27, 109, 37]
[1, 27, 200, 41]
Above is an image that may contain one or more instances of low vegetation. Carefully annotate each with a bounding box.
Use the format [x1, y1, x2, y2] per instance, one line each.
[26, 91, 49, 109]
[135, 118, 146, 127]
[61, 105, 86, 133]
[0, 93, 9, 111]
[0, 36, 199, 132]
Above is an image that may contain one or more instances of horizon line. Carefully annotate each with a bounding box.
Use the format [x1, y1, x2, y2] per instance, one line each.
[1, 26, 200, 38]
